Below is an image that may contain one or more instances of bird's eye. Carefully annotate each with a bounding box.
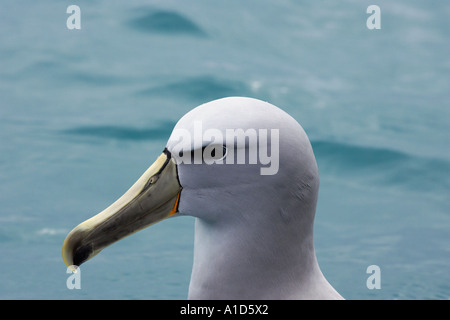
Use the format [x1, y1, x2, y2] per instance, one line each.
[202, 145, 227, 162]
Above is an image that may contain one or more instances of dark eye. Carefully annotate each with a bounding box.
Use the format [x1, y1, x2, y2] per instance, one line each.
[203, 145, 227, 160]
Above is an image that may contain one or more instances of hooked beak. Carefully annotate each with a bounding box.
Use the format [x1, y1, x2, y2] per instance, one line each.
[62, 149, 181, 270]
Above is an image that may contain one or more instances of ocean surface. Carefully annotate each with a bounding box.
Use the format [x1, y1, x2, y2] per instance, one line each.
[0, 0, 449, 299]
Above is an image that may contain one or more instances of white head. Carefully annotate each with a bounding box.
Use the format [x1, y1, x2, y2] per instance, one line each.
[62, 97, 342, 299]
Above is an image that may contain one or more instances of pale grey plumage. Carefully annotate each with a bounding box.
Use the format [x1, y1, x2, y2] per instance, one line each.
[62, 96, 343, 299]
[166, 97, 343, 299]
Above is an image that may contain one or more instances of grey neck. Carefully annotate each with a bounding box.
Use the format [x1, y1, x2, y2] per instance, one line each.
[187, 212, 341, 299]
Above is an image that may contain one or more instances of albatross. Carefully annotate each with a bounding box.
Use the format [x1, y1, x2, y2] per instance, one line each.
[62, 97, 343, 299]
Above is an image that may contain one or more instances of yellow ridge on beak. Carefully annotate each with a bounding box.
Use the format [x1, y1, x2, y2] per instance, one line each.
[62, 150, 182, 269]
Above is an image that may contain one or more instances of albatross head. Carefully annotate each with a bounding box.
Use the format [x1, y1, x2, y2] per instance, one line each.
[62, 97, 343, 299]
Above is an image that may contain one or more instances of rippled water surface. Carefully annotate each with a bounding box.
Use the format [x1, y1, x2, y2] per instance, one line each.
[0, 0, 449, 299]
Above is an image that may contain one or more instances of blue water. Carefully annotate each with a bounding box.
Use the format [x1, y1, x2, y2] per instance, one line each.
[0, 0, 449, 299]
